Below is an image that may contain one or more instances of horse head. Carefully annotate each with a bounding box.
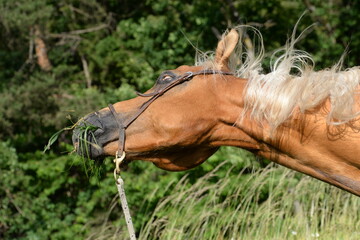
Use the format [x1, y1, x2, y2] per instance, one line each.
[72, 29, 260, 171]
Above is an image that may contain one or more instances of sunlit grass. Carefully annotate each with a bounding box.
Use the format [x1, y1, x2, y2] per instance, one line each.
[90, 154, 360, 240]
[137, 164, 360, 240]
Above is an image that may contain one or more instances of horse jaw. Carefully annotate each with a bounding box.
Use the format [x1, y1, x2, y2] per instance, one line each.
[102, 139, 218, 171]
[149, 147, 219, 171]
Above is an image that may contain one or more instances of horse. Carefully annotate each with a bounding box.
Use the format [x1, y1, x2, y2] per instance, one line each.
[72, 26, 360, 196]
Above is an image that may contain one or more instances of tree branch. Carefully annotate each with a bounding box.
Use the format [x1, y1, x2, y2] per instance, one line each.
[49, 24, 108, 39]
[34, 25, 52, 71]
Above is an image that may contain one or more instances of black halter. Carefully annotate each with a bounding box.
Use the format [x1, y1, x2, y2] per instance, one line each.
[108, 69, 233, 166]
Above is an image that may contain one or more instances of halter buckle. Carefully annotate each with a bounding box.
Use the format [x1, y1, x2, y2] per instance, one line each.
[113, 151, 126, 180]
[184, 72, 194, 80]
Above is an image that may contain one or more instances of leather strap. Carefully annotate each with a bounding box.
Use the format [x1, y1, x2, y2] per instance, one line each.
[108, 104, 126, 157]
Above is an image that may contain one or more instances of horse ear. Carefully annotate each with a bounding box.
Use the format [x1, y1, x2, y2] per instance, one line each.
[214, 29, 239, 71]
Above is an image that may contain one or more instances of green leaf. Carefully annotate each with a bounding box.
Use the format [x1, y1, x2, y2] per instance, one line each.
[43, 129, 64, 153]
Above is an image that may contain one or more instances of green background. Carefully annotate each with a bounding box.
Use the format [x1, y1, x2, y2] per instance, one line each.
[1, 0, 360, 239]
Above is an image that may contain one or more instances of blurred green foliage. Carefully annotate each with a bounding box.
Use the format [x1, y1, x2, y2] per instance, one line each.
[0, 0, 359, 239]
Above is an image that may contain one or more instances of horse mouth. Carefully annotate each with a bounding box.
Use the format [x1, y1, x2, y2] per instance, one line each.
[72, 127, 105, 160]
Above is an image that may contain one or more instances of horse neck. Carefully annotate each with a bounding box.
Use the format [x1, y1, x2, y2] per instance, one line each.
[209, 75, 266, 150]
[212, 77, 360, 196]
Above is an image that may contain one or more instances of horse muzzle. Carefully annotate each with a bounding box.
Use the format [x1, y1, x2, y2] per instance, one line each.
[72, 110, 118, 160]
[72, 127, 104, 160]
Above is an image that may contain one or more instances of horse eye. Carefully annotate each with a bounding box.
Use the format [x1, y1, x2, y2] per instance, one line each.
[162, 75, 173, 81]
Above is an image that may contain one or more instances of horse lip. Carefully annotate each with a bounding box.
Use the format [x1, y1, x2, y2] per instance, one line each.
[74, 141, 104, 159]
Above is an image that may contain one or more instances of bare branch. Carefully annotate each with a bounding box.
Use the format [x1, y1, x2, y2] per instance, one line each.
[49, 24, 108, 38]
[302, 0, 334, 36]
[49, 33, 83, 40]
[80, 54, 92, 88]
[48, 24, 108, 47]
[67, 4, 92, 19]
[29, 30, 34, 61]
[247, 20, 276, 29]
[211, 27, 222, 40]
[17, 28, 36, 72]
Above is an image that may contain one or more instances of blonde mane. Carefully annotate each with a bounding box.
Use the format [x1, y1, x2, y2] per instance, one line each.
[196, 25, 360, 129]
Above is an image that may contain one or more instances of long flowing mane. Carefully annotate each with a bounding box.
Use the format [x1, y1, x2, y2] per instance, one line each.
[196, 25, 360, 129]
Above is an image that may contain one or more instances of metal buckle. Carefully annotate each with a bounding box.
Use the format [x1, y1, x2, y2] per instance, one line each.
[113, 151, 126, 180]
[184, 71, 194, 80]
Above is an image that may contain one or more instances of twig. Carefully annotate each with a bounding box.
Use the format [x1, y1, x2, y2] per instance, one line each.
[247, 20, 276, 28]
[302, 0, 334, 36]
[80, 54, 92, 88]
[49, 24, 108, 39]
[49, 24, 108, 48]
[17, 28, 35, 72]
[4, 188, 26, 217]
[50, 34, 83, 40]
[211, 27, 222, 40]
[67, 4, 92, 19]
[29, 28, 34, 61]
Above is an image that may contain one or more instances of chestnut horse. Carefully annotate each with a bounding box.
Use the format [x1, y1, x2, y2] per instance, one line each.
[72, 27, 360, 196]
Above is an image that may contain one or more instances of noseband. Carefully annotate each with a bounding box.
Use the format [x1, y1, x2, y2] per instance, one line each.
[108, 69, 233, 168]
